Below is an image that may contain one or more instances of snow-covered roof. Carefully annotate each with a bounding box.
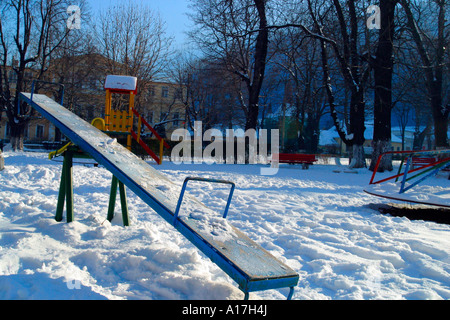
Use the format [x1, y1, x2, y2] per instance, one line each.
[364, 125, 403, 143]
[319, 124, 404, 145]
[320, 127, 340, 145]
[105, 75, 138, 94]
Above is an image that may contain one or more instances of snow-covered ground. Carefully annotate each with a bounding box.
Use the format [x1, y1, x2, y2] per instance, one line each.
[0, 151, 449, 300]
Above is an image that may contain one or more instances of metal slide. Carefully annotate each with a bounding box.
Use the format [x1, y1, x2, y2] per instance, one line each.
[19, 93, 299, 299]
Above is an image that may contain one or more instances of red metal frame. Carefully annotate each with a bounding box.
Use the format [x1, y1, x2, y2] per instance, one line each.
[131, 108, 170, 149]
[369, 150, 450, 185]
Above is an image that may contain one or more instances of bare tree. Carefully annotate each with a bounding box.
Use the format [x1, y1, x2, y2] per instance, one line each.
[44, 1, 96, 119]
[95, 0, 173, 109]
[400, 0, 449, 149]
[318, 0, 370, 168]
[369, 0, 399, 172]
[271, 28, 327, 153]
[188, 0, 268, 131]
[0, 0, 77, 150]
[275, 0, 370, 167]
[393, 28, 433, 151]
[171, 53, 244, 132]
[171, 56, 211, 131]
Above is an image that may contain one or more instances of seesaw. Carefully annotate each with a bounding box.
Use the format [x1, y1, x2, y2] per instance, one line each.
[365, 150, 450, 208]
[19, 92, 299, 300]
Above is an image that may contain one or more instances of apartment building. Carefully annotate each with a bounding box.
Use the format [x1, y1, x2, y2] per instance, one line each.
[143, 81, 186, 137]
[0, 64, 49, 143]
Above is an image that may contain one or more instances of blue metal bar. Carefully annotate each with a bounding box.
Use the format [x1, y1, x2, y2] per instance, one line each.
[174, 177, 236, 226]
[401, 162, 450, 194]
[60, 85, 65, 105]
[30, 81, 35, 102]
[395, 156, 406, 183]
[243, 286, 295, 300]
[30, 80, 65, 106]
[400, 157, 412, 194]
[287, 287, 295, 300]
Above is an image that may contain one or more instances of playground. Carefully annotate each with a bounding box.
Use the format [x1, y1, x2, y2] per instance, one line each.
[0, 151, 449, 299]
[0, 77, 448, 300]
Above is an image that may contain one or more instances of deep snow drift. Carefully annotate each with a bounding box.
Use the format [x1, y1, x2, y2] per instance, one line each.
[0, 151, 449, 300]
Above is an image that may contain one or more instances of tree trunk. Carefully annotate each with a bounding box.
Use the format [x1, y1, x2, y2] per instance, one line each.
[10, 124, 25, 151]
[430, 79, 449, 148]
[370, 0, 397, 172]
[430, 0, 448, 148]
[245, 0, 268, 131]
[0, 150, 4, 171]
[8, 66, 26, 151]
[349, 144, 365, 169]
[349, 90, 366, 168]
[413, 123, 432, 150]
[371, 140, 393, 173]
[310, 0, 367, 165]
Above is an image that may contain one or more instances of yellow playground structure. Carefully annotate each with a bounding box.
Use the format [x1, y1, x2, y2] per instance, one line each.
[53, 75, 169, 165]
[102, 75, 170, 164]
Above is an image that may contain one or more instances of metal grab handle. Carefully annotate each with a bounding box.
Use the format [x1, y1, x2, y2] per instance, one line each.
[30, 80, 65, 105]
[18, 80, 65, 116]
[173, 177, 236, 226]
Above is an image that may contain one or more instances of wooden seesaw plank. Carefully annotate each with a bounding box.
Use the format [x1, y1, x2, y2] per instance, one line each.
[19, 92, 299, 299]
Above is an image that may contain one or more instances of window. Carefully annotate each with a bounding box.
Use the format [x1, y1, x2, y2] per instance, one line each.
[8, 71, 17, 82]
[147, 111, 153, 124]
[36, 125, 44, 139]
[162, 87, 169, 98]
[173, 113, 180, 126]
[174, 88, 182, 100]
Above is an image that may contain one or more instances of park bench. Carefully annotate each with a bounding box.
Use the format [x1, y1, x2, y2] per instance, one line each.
[412, 156, 450, 173]
[411, 157, 438, 169]
[274, 153, 318, 169]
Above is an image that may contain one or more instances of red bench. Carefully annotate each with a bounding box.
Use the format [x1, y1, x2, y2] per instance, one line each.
[411, 156, 450, 172]
[274, 153, 318, 169]
[411, 157, 437, 169]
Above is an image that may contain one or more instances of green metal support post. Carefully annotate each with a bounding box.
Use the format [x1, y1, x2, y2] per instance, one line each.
[107, 176, 130, 226]
[54, 146, 129, 226]
[55, 149, 74, 223]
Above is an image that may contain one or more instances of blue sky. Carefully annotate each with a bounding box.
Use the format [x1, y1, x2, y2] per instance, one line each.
[88, 0, 191, 46]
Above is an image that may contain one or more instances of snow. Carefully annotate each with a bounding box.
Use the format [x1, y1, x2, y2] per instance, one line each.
[365, 182, 449, 208]
[0, 151, 449, 300]
[319, 124, 404, 146]
[320, 127, 340, 146]
[104, 75, 137, 92]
